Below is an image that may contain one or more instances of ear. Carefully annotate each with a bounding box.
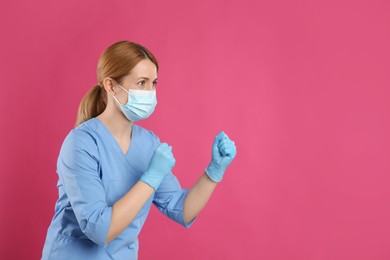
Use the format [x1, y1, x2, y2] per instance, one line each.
[102, 78, 116, 96]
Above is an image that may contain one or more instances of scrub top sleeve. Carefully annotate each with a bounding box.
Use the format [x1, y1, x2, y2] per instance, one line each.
[57, 129, 112, 246]
[153, 173, 196, 228]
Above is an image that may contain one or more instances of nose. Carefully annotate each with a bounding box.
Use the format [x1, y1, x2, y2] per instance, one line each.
[146, 84, 156, 91]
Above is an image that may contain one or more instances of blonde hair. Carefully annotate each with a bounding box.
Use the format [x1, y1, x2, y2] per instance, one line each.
[75, 41, 159, 127]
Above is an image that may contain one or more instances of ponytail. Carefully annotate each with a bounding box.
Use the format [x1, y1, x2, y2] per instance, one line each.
[75, 84, 107, 127]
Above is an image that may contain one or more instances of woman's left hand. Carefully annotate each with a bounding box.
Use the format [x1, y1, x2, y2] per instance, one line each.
[205, 131, 237, 182]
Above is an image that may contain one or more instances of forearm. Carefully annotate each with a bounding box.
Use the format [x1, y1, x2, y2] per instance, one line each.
[105, 181, 154, 243]
[183, 172, 218, 223]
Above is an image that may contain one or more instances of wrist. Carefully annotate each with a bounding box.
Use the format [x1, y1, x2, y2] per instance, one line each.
[205, 162, 224, 183]
[140, 170, 160, 191]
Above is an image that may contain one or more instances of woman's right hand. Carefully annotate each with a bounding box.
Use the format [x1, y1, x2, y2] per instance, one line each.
[140, 143, 176, 191]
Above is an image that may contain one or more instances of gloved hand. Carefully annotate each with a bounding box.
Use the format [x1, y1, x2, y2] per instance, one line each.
[140, 143, 176, 191]
[205, 131, 237, 182]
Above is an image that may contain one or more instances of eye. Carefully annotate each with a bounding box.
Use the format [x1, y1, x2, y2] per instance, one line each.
[152, 81, 158, 87]
[137, 80, 146, 87]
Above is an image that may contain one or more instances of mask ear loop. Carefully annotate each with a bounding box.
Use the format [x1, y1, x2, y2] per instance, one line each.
[112, 94, 122, 106]
[111, 81, 129, 106]
[116, 83, 129, 94]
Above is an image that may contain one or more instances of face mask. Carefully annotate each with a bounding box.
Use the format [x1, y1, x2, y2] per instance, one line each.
[112, 84, 157, 122]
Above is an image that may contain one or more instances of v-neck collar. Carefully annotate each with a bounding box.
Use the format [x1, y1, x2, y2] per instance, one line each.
[93, 117, 137, 171]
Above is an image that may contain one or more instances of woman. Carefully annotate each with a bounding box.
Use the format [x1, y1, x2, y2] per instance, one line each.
[41, 40, 236, 259]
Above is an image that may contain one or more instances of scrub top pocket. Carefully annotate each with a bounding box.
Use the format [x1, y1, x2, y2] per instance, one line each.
[47, 233, 98, 260]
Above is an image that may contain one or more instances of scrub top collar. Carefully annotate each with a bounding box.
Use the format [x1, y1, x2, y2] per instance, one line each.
[93, 117, 138, 172]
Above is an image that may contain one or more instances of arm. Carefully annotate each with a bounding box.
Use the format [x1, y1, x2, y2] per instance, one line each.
[183, 131, 237, 224]
[183, 172, 217, 223]
[106, 181, 154, 243]
[106, 142, 175, 243]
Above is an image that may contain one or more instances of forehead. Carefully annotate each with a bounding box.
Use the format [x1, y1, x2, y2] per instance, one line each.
[128, 59, 157, 78]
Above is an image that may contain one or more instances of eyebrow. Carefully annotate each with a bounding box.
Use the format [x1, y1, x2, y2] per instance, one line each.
[137, 77, 158, 81]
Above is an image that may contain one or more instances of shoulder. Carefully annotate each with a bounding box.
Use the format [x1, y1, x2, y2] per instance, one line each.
[57, 120, 101, 172]
[61, 119, 99, 154]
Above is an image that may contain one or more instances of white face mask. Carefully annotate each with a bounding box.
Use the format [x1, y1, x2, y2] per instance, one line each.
[112, 84, 157, 122]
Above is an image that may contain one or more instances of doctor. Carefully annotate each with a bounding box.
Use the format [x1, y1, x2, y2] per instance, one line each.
[41, 40, 236, 259]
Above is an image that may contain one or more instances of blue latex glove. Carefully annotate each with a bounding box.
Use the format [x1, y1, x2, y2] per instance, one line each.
[140, 143, 176, 191]
[205, 131, 237, 182]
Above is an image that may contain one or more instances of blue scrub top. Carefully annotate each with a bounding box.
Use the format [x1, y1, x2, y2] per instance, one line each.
[42, 118, 195, 260]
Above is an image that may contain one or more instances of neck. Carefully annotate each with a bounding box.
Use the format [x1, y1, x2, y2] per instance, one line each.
[97, 105, 133, 139]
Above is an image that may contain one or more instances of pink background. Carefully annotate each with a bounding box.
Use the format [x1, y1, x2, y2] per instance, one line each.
[1, 0, 390, 259]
